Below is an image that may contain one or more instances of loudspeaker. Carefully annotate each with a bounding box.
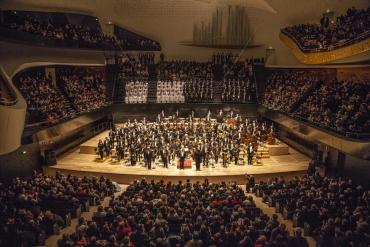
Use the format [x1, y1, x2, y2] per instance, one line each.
[44, 150, 57, 166]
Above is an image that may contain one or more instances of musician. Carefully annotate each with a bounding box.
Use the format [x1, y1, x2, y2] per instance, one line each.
[130, 145, 137, 166]
[161, 145, 169, 168]
[213, 144, 220, 165]
[97, 140, 104, 160]
[144, 145, 153, 170]
[217, 109, 223, 123]
[202, 144, 210, 168]
[247, 142, 254, 165]
[222, 148, 228, 168]
[233, 144, 240, 166]
[206, 110, 211, 123]
[178, 146, 187, 170]
[116, 144, 124, 161]
[194, 146, 202, 171]
[104, 137, 110, 157]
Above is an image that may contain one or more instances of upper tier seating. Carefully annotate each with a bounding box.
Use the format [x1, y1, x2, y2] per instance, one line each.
[262, 70, 322, 112]
[262, 69, 370, 137]
[282, 7, 370, 52]
[0, 10, 161, 51]
[58, 67, 108, 113]
[14, 66, 108, 125]
[293, 79, 370, 134]
[157, 61, 214, 80]
[15, 69, 76, 124]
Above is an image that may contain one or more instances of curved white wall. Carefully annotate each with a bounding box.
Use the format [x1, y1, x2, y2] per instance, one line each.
[1, 0, 369, 65]
[0, 67, 26, 155]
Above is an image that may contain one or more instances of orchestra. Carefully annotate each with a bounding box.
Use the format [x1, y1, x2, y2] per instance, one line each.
[96, 110, 274, 170]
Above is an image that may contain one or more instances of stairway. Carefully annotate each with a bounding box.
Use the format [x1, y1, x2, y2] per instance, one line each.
[113, 79, 125, 103]
[147, 81, 157, 103]
[148, 64, 157, 81]
[212, 80, 223, 103]
[213, 64, 223, 81]
[289, 79, 323, 113]
[54, 82, 77, 114]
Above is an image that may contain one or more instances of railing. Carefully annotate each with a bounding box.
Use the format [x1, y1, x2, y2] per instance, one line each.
[281, 28, 370, 53]
[266, 107, 370, 140]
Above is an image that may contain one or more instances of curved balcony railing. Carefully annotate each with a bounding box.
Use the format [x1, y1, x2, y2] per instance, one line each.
[281, 28, 370, 53]
[279, 31, 370, 64]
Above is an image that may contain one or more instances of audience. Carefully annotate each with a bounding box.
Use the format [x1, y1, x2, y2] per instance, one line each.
[223, 62, 254, 80]
[0, 171, 117, 247]
[119, 53, 152, 79]
[1, 10, 161, 51]
[262, 70, 321, 112]
[16, 71, 76, 124]
[254, 173, 370, 247]
[294, 78, 370, 133]
[61, 179, 305, 247]
[282, 7, 370, 51]
[59, 67, 108, 113]
[157, 61, 214, 80]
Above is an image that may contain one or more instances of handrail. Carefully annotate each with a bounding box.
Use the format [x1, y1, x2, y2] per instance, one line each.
[281, 28, 370, 53]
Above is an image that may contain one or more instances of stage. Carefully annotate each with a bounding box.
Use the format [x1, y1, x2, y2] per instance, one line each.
[44, 131, 310, 184]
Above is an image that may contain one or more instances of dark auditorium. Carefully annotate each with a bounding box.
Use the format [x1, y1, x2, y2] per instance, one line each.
[0, 1, 369, 247]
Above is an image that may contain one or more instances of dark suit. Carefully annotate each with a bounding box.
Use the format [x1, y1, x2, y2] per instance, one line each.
[179, 150, 186, 169]
[247, 145, 254, 165]
[144, 148, 153, 169]
[194, 149, 202, 171]
[161, 148, 169, 168]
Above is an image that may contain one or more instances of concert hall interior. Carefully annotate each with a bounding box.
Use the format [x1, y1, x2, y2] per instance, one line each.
[0, 1, 369, 247]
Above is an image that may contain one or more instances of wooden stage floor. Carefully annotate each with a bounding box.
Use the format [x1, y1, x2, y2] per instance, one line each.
[44, 130, 310, 184]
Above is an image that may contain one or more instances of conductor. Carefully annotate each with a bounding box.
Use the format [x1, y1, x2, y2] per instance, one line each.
[178, 146, 187, 170]
[144, 145, 153, 170]
[247, 142, 254, 165]
[194, 146, 203, 171]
